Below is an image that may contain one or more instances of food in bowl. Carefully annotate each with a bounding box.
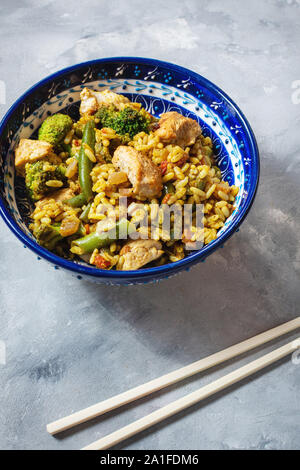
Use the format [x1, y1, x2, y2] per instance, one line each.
[14, 87, 239, 271]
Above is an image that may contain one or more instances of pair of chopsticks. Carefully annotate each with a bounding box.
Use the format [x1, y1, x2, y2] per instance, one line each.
[47, 317, 300, 450]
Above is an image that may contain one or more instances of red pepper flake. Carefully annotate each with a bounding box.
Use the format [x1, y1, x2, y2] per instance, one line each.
[94, 255, 111, 269]
[74, 140, 80, 146]
[85, 224, 90, 234]
[162, 194, 171, 204]
[160, 160, 168, 175]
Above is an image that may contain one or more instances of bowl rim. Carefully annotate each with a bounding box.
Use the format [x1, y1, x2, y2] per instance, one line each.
[0, 56, 260, 279]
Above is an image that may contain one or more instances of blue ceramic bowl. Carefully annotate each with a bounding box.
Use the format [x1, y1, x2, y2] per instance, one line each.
[0, 57, 259, 284]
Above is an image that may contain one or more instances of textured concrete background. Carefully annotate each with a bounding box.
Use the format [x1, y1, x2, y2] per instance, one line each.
[0, 0, 299, 450]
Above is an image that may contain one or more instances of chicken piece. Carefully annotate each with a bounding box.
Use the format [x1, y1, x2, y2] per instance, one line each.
[15, 139, 55, 175]
[79, 88, 98, 115]
[59, 215, 80, 237]
[119, 239, 163, 270]
[154, 111, 201, 148]
[80, 88, 131, 115]
[112, 146, 162, 198]
[37, 187, 74, 206]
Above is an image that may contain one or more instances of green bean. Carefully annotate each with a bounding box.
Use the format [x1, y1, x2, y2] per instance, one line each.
[72, 219, 134, 254]
[65, 192, 87, 208]
[79, 202, 92, 223]
[64, 127, 95, 207]
[65, 122, 96, 208]
[76, 222, 87, 238]
[78, 120, 95, 202]
[72, 231, 109, 253]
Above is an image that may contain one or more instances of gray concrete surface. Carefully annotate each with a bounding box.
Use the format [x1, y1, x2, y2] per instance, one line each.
[0, 0, 299, 450]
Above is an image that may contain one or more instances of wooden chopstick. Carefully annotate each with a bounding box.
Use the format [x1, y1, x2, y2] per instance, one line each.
[82, 337, 300, 450]
[47, 317, 300, 435]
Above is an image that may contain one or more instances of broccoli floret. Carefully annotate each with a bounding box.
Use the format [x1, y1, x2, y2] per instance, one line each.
[25, 160, 67, 201]
[95, 105, 118, 129]
[35, 221, 85, 253]
[95, 106, 151, 138]
[35, 223, 63, 251]
[38, 113, 73, 147]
